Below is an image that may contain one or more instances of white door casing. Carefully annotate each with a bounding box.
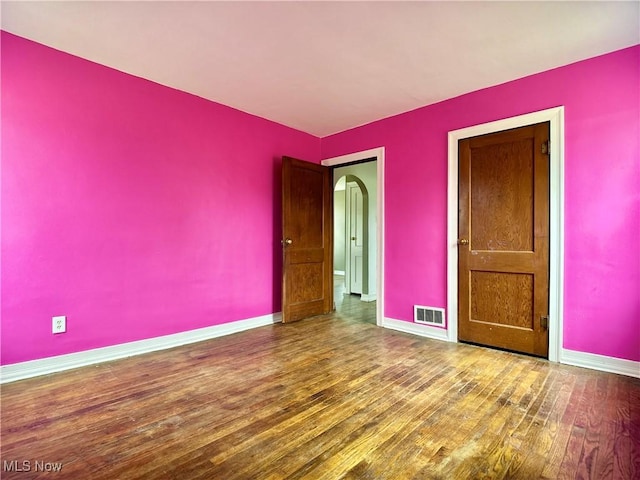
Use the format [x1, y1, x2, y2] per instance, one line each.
[322, 147, 384, 326]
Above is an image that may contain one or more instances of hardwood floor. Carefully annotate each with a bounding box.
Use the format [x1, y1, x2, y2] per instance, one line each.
[1, 295, 638, 479]
[333, 274, 376, 325]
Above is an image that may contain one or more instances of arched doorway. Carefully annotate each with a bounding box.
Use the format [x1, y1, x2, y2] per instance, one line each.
[334, 175, 369, 297]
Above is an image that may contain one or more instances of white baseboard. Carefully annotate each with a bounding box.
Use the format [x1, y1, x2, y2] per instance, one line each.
[382, 317, 449, 342]
[0, 312, 282, 384]
[560, 348, 639, 378]
[334, 270, 345, 276]
[361, 293, 377, 302]
[6, 313, 635, 383]
[381, 320, 639, 379]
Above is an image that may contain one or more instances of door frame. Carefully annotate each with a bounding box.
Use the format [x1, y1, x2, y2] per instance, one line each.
[322, 147, 385, 327]
[447, 107, 565, 362]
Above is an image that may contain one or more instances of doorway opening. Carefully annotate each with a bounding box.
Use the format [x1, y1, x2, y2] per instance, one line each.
[322, 148, 385, 327]
[334, 175, 369, 296]
[333, 173, 375, 324]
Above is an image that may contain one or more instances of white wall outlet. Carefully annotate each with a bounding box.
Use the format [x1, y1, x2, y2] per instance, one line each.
[52, 315, 66, 334]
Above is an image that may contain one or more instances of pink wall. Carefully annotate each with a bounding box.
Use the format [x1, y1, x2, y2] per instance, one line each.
[322, 46, 640, 362]
[3, 32, 638, 367]
[1, 33, 320, 365]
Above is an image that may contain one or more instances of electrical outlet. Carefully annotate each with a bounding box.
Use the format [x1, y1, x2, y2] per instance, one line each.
[52, 315, 66, 334]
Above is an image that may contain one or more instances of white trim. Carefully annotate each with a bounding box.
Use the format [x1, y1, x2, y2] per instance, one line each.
[0, 313, 282, 384]
[447, 107, 565, 362]
[382, 317, 449, 342]
[322, 147, 385, 327]
[333, 270, 345, 276]
[321, 147, 383, 168]
[361, 293, 377, 302]
[561, 349, 640, 378]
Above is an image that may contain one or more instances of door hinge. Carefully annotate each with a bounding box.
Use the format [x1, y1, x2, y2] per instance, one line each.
[541, 141, 550, 155]
[541, 315, 549, 330]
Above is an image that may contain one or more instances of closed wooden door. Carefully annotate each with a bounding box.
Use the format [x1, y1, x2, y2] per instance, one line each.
[347, 182, 364, 294]
[281, 156, 333, 323]
[458, 122, 550, 357]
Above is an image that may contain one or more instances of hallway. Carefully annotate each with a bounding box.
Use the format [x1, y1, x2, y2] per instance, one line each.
[334, 274, 376, 325]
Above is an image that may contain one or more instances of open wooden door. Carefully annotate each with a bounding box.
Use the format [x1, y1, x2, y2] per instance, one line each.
[458, 122, 550, 357]
[281, 157, 333, 323]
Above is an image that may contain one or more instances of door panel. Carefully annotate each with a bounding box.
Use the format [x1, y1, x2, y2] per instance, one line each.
[470, 137, 534, 251]
[471, 272, 534, 328]
[458, 122, 550, 357]
[282, 157, 333, 323]
[348, 182, 364, 294]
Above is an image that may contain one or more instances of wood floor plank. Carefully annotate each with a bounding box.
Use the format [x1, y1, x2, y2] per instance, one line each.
[591, 375, 621, 480]
[613, 377, 640, 480]
[504, 369, 567, 478]
[267, 363, 452, 479]
[409, 355, 532, 479]
[2, 292, 639, 479]
[298, 364, 474, 479]
[436, 358, 545, 479]
[349, 354, 525, 479]
[540, 370, 589, 479]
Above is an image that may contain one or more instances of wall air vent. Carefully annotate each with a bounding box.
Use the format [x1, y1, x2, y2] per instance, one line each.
[414, 305, 446, 328]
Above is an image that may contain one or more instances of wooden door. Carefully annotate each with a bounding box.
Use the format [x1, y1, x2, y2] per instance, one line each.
[347, 182, 364, 294]
[281, 156, 333, 323]
[458, 122, 550, 357]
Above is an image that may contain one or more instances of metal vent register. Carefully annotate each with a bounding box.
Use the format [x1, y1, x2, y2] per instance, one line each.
[414, 305, 445, 327]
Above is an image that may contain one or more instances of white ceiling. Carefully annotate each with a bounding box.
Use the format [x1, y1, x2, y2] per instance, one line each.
[2, 1, 639, 137]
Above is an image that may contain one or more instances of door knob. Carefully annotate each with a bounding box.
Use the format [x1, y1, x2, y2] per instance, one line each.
[457, 238, 469, 245]
[282, 238, 293, 246]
